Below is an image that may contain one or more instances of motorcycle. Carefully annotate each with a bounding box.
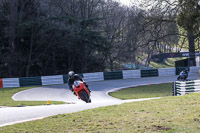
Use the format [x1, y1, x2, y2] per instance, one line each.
[73, 80, 91, 103]
[177, 70, 188, 81]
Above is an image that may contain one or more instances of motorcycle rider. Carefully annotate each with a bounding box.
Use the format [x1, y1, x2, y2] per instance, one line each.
[68, 71, 91, 94]
[181, 69, 188, 78]
[177, 69, 189, 80]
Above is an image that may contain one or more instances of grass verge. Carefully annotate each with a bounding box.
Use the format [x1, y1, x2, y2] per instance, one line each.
[109, 83, 172, 99]
[1, 93, 200, 132]
[0, 86, 65, 107]
[149, 57, 187, 68]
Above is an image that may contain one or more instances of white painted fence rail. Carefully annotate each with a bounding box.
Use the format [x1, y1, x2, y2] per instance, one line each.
[3, 78, 20, 88]
[174, 80, 200, 96]
[158, 68, 176, 77]
[83, 72, 104, 82]
[1, 66, 199, 88]
[190, 66, 200, 73]
[122, 70, 141, 79]
[41, 75, 64, 85]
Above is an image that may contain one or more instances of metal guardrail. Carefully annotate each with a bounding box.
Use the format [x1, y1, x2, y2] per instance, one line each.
[0, 67, 199, 88]
[141, 69, 158, 77]
[173, 80, 200, 96]
[104, 71, 123, 80]
[19, 77, 42, 87]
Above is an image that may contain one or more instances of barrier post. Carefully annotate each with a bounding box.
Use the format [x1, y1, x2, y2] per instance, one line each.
[199, 69, 200, 80]
[173, 81, 177, 96]
[0, 78, 3, 88]
[172, 82, 175, 96]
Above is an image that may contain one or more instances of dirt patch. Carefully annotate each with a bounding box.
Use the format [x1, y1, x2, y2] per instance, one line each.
[16, 105, 26, 107]
[152, 125, 171, 131]
[194, 118, 200, 123]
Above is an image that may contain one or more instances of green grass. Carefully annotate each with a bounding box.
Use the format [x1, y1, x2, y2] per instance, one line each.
[1, 93, 200, 132]
[109, 83, 172, 100]
[0, 86, 65, 107]
[149, 57, 187, 68]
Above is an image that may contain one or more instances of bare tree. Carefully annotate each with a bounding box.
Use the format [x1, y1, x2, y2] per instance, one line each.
[126, 0, 180, 67]
[135, 0, 200, 66]
[100, 0, 130, 70]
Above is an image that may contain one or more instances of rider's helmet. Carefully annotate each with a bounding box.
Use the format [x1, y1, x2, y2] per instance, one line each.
[68, 71, 75, 79]
[184, 69, 188, 73]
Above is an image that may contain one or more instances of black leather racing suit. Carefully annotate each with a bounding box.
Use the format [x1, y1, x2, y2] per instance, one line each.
[67, 74, 90, 92]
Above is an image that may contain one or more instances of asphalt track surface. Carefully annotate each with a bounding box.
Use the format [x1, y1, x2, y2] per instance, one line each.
[0, 73, 199, 127]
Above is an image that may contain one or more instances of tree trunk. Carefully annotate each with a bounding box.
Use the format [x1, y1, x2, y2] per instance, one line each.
[26, 28, 34, 77]
[52, 50, 57, 74]
[188, 31, 196, 66]
[18, 0, 27, 23]
[8, 0, 18, 77]
[109, 57, 114, 71]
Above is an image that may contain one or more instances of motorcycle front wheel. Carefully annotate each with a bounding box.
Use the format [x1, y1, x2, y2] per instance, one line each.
[79, 90, 91, 103]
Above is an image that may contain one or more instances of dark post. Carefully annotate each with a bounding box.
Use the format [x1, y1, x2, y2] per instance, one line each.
[172, 81, 176, 96]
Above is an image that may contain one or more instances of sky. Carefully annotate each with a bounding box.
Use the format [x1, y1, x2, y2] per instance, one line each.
[115, 0, 133, 6]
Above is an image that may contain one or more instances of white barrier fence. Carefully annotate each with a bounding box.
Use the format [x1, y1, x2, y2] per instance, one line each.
[190, 66, 200, 73]
[83, 72, 104, 82]
[122, 70, 141, 79]
[41, 75, 64, 85]
[0, 67, 199, 88]
[158, 68, 176, 77]
[174, 80, 200, 96]
[2, 78, 20, 88]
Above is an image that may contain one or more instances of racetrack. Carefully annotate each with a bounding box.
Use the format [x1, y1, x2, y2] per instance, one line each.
[0, 73, 198, 127]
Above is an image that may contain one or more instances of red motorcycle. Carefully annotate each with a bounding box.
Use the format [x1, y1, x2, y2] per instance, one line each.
[73, 80, 91, 103]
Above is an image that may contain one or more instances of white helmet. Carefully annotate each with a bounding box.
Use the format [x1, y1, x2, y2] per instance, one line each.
[68, 71, 75, 78]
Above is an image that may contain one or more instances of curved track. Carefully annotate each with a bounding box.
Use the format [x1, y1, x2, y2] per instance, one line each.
[0, 74, 198, 127]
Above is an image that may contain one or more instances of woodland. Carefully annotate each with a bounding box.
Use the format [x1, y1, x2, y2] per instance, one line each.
[0, 0, 200, 77]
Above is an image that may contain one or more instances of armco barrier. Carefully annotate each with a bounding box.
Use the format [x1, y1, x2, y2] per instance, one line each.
[63, 75, 68, 83]
[0, 66, 199, 88]
[78, 73, 84, 78]
[190, 66, 200, 73]
[173, 80, 200, 96]
[19, 77, 42, 87]
[122, 70, 140, 79]
[104, 71, 123, 80]
[3, 78, 20, 88]
[83, 72, 104, 82]
[41, 75, 64, 85]
[141, 69, 158, 77]
[158, 68, 175, 77]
